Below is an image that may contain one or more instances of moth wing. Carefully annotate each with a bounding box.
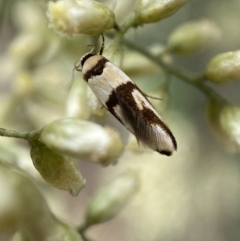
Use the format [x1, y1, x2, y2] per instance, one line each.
[86, 73, 125, 125]
[114, 88, 177, 155]
[102, 63, 177, 155]
[87, 61, 177, 155]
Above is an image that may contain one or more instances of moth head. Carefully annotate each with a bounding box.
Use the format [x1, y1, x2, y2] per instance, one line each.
[80, 52, 95, 67]
[75, 34, 105, 71]
[74, 48, 95, 71]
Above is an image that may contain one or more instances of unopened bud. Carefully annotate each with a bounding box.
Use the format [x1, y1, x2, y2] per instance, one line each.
[220, 105, 240, 151]
[206, 98, 240, 152]
[122, 51, 159, 76]
[168, 19, 221, 54]
[85, 170, 140, 225]
[40, 118, 124, 166]
[87, 87, 107, 116]
[134, 0, 189, 25]
[13, 1, 45, 32]
[30, 140, 85, 196]
[66, 78, 91, 119]
[9, 32, 44, 63]
[205, 50, 240, 83]
[47, 0, 115, 36]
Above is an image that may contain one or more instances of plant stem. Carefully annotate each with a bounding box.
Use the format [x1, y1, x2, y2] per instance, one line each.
[78, 223, 93, 241]
[0, 128, 39, 140]
[111, 35, 229, 103]
[0, 128, 29, 139]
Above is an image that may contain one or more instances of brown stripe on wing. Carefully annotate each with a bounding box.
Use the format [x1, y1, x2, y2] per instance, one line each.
[83, 57, 109, 81]
[113, 82, 177, 154]
[105, 89, 124, 124]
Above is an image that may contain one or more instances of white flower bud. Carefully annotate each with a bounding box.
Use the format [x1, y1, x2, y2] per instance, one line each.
[205, 50, 240, 84]
[14, 70, 33, 97]
[47, 0, 115, 36]
[122, 51, 159, 77]
[87, 87, 107, 116]
[30, 141, 85, 196]
[66, 78, 91, 119]
[85, 170, 140, 225]
[9, 32, 44, 64]
[134, 0, 189, 25]
[168, 19, 221, 54]
[206, 98, 240, 152]
[220, 105, 240, 150]
[40, 118, 124, 166]
[12, 1, 46, 32]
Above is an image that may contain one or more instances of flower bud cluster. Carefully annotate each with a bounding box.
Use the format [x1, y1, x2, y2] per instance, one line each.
[205, 50, 240, 84]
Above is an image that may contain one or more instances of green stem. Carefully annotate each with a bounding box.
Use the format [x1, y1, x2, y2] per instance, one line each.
[0, 128, 39, 140]
[77, 223, 92, 241]
[0, 128, 29, 139]
[117, 37, 229, 103]
[123, 38, 200, 83]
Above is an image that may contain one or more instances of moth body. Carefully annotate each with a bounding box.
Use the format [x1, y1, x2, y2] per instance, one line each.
[77, 38, 177, 156]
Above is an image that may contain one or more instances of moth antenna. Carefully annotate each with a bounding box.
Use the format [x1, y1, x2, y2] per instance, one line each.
[99, 33, 105, 55]
[85, 44, 96, 55]
[74, 59, 82, 72]
[66, 66, 77, 90]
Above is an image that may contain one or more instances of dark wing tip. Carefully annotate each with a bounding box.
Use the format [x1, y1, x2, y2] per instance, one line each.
[157, 149, 173, 156]
[156, 136, 177, 156]
[172, 136, 177, 151]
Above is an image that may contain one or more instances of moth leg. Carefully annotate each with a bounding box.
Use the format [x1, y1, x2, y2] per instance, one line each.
[143, 92, 162, 101]
[99, 33, 105, 55]
[74, 59, 82, 72]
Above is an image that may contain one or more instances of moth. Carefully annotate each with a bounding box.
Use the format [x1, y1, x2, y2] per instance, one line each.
[75, 35, 177, 156]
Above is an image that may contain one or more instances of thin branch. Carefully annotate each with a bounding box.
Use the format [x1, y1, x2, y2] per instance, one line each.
[105, 32, 229, 104]
[0, 128, 29, 139]
[0, 128, 39, 140]
[122, 38, 202, 84]
[77, 223, 93, 241]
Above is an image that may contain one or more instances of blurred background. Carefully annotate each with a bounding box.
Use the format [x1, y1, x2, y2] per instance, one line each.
[1, 0, 240, 241]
